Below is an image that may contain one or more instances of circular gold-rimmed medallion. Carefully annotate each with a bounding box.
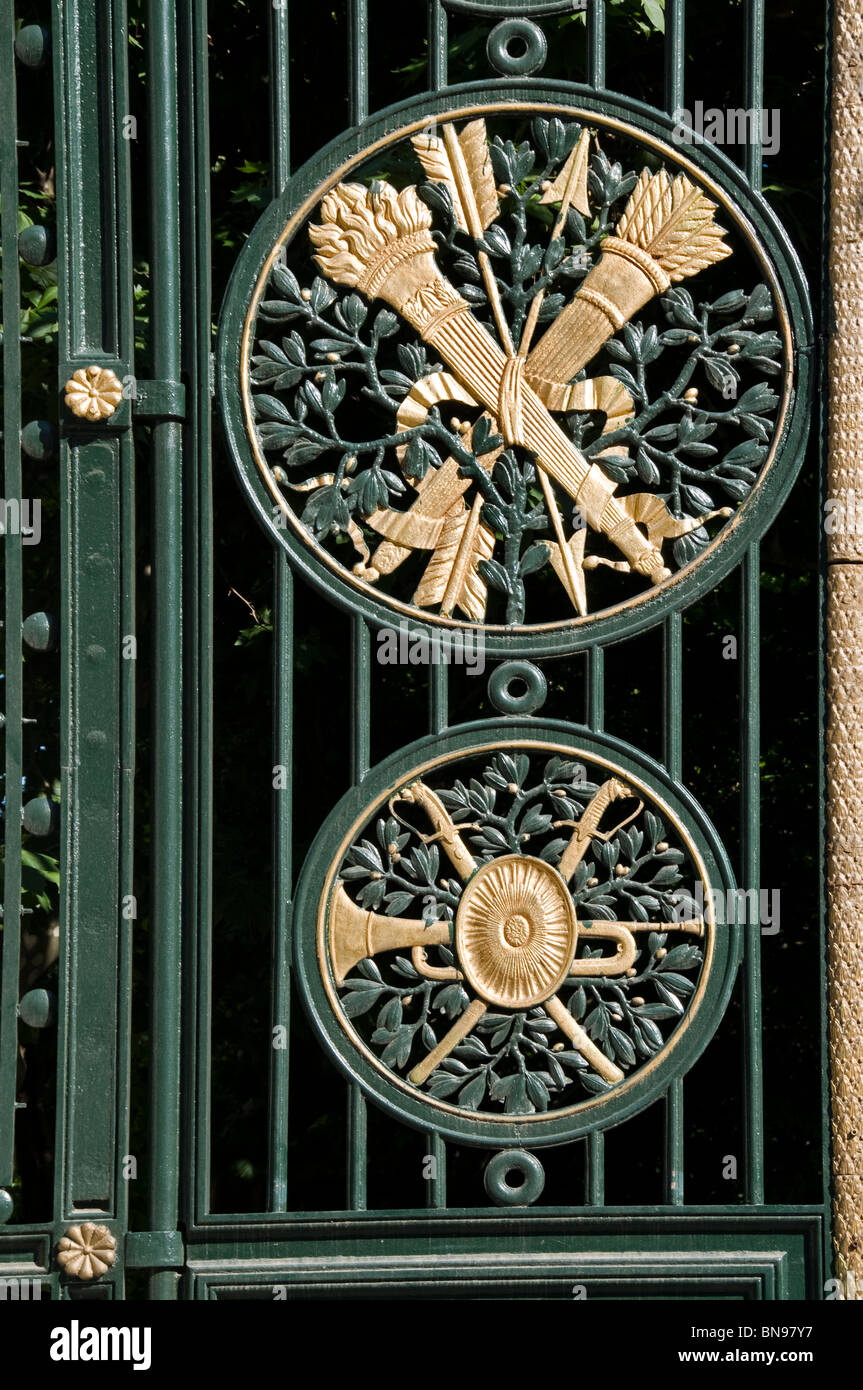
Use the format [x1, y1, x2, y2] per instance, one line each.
[292, 723, 741, 1146]
[219, 92, 811, 655]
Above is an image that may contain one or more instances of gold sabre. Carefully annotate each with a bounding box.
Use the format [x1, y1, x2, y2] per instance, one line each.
[309, 180, 672, 584]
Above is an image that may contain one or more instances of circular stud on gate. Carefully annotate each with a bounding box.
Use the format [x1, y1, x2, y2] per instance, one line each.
[22, 797, 59, 837]
[484, 1149, 545, 1206]
[18, 988, 55, 1030]
[14, 24, 51, 69]
[21, 420, 57, 463]
[487, 20, 548, 77]
[0, 1189, 13, 1225]
[18, 223, 56, 267]
[22, 611, 59, 653]
[488, 660, 547, 715]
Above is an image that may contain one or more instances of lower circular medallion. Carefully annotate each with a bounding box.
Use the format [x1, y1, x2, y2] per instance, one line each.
[293, 720, 740, 1146]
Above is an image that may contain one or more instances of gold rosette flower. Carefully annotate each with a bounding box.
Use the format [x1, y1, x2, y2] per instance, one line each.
[56, 1221, 117, 1280]
[64, 365, 124, 421]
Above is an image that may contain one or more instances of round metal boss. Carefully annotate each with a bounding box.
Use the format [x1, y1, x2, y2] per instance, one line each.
[219, 91, 811, 657]
[488, 659, 547, 714]
[292, 719, 740, 1147]
[484, 1149, 545, 1205]
[487, 20, 548, 76]
[457, 854, 577, 1008]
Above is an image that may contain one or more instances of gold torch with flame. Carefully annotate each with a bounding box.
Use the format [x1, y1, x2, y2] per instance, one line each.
[528, 165, 733, 411]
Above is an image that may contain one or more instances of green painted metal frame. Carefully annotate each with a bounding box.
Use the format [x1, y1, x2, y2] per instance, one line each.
[0, 0, 830, 1300]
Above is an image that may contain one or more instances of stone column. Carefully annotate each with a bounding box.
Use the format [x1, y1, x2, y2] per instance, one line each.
[827, 0, 863, 1299]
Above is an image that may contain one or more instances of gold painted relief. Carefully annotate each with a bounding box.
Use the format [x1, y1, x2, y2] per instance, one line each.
[242, 108, 789, 630]
[317, 745, 715, 1120]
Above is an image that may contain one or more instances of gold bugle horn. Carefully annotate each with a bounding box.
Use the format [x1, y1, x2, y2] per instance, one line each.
[329, 881, 451, 987]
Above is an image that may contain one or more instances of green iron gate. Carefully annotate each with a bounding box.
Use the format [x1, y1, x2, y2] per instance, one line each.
[0, 0, 828, 1299]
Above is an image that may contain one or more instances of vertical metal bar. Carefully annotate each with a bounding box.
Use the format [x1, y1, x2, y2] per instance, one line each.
[743, 0, 765, 192]
[269, 566, 293, 1211]
[348, 0, 369, 125]
[177, 0, 213, 1236]
[267, 0, 293, 1215]
[51, 0, 135, 1243]
[270, 0, 290, 191]
[663, 613, 683, 782]
[586, 645, 604, 732]
[113, 0, 137, 1254]
[664, 1078, 685, 1203]
[351, 615, 372, 781]
[429, 662, 448, 734]
[425, 1130, 446, 1208]
[585, 1132, 605, 1204]
[147, 0, 183, 1298]
[586, 642, 605, 1201]
[662, 612, 684, 1201]
[587, 0, 606, 89]
[742, 0, 765, 1207]
[0, 4, 23, 1190]
[347, 1081, 368, 1211]
[348, 614, 372, 1207]
[664, 0, 685, 117]
[741, 545, 764, 1202]
[429, 0, 447, 92]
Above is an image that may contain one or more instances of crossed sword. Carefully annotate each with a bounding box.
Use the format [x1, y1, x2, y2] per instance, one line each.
[372, 775, 705, 1089]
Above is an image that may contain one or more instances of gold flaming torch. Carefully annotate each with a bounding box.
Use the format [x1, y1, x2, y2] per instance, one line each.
[527, 167, 733, 411]
[309, 181, 672, 583]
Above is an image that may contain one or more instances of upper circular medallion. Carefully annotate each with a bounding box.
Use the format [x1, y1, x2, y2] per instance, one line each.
[219, 93, 811, 654]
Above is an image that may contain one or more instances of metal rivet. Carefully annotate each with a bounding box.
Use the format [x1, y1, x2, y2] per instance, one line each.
[86, 729, 107, 747]
[18, 988, 55, 1029]
[22, 611, 59, 652]
[21, 419, 57, 462]
[14, 24, 51, 69]
[487, 19, 548, 77]
[0, 1189, 13, 1225]
[85, 643, 106, 663]
[484, 1149, 545, 1206]
[488, 660, 547, 715]
[22, 797, 58, 837]
[18, 223, 56, 267]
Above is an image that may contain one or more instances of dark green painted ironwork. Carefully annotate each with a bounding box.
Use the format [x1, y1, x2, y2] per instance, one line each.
[0, 0, 25, 1197]
[52, 0, 136, 1256]
[0, 0, 829, 1300]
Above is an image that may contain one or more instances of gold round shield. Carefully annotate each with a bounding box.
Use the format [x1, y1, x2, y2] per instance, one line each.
[456, 854, 578, 1009]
